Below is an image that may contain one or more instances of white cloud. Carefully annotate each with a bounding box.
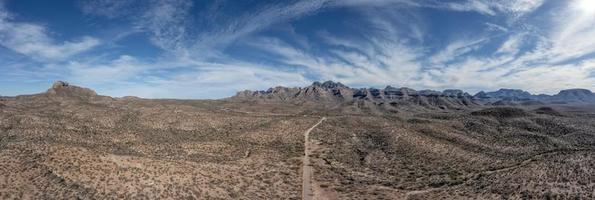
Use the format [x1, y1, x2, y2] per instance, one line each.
[496, 34, 525, 55]
[66, 55, 144, 84]
[0, 4, 100, 61]
[139, 0, 194, 54]
[485, 22, 509, 32]
[3, 0, 592, 98]
[183, 0, 331, 58]
[79, 0, 541, 59]
[123, 65, 309, 99]
[52, 52, 311, 98]
[79, 0, 329, 58]
[330, 0, 544, 17]
[245, 26, 423, 88]
[490, 0, 544, 16]
[503, 60, 595, 94]
[444, 0, 496, 15]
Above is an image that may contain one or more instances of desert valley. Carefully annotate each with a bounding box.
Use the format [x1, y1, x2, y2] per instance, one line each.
[3, 0, 595, 199]
[1, 81, 594, 199]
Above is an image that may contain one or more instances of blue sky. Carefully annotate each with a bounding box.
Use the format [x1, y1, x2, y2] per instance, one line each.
[0, 0, 594, 99]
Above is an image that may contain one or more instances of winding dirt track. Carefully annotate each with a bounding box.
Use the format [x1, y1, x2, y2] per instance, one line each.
[302, 117, 326, 200]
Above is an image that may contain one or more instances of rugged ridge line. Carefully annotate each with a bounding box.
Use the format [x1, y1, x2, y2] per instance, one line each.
[232, 81, 595, 108]
[232, 81, 478, 110]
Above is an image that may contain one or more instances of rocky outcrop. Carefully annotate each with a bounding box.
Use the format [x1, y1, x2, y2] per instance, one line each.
[7, 81, 114, 106]
[46, 81, 98, 97]
[22, 81, 115, 104]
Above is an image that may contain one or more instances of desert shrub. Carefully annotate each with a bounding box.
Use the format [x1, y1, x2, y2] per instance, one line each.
[532, 118, 575, 136]
[533, 107, 563, 116]
[471, 107, 529, 118]
[406, 118, 432, 124]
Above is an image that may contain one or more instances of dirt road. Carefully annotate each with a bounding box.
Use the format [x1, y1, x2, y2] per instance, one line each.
[302, 117, 326, 200]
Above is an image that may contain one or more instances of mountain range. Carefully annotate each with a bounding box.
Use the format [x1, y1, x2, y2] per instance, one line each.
[233, 81, 595, 108]
[3, 80, 594, 111]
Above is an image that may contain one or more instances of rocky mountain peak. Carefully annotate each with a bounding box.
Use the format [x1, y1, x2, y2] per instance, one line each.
[313, 81, 347, 89]
[443, 89, 470, 97]
[384, 86, 398, 91]
[474, 91, 488, 98]
[384, 86, 418, 97]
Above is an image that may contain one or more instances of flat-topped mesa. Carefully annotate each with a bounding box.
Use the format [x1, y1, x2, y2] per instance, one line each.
[556, 89, 593, 97]
[551, 89, 595, 102]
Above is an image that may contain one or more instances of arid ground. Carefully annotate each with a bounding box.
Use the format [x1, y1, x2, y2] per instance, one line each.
[1, 82, 594, 199]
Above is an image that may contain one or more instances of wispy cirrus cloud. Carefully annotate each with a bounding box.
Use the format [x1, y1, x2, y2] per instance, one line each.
[77, 0, 544, 58]
[546, 0, 595, 63]
[75, 0, 591, 96]
[430, 37, 491, 65]
[1, 0, 593, 98]
[79, 0, 139, 19]
[224, 0, 592, 95]
[139, 0, 194, 54]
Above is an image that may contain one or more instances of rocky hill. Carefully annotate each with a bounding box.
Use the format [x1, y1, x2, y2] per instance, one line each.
[7, 81, 114, 108]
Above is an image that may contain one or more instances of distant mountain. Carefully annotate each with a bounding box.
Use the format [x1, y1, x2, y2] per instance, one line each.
[233, 81, 477, 110]
[474, 88, 595, 105]
[474, 89, 532, 100]
[234, 81, 595, 109]
[553, 89, 595, 102]
[6, 81, 593, 108]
